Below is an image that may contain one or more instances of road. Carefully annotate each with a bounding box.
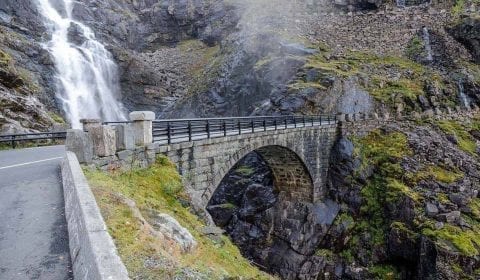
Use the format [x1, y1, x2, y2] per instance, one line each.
[0, 145, 72, 280]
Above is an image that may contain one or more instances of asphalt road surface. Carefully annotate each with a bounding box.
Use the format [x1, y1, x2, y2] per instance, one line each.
[0, 145, 72, 280]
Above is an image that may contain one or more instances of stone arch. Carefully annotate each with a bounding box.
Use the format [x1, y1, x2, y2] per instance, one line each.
[202, 144, 315, 207]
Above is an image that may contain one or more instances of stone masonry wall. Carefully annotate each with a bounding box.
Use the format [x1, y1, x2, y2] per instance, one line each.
[156, 125, 338, 212]
[67, 108, 479, 214]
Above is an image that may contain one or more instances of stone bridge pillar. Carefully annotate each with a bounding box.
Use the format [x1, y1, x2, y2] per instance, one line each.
[129, 111, 155, 146]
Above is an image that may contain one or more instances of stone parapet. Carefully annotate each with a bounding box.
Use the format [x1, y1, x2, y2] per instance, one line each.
[61, 152, 129, 280]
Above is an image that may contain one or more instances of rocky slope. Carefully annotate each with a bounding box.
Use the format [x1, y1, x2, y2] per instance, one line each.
[1, 0, 479, 127]
[2, 0, 480, 279]
[206, 115, 480, 279]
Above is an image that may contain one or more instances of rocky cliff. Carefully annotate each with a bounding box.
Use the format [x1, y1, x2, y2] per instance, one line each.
[2, 0, 480, 279]
[1, 0, 479, 128]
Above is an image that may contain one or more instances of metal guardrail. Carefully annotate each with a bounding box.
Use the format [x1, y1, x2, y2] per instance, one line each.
[152, 115, 337, 144]
[0, 131, 67, 148]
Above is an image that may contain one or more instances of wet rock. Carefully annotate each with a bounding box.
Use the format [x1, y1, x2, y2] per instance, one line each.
[449, 16, 480, 63]
[206, 204, 237, 227]
[416, 236, 437, 279]
[67, 22, 87, 45]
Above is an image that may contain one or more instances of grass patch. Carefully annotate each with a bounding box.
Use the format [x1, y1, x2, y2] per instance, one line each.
[436, 120, 477, 155]
[468, 198, 480, 220]
[85, 156, 273, 279]
[180, 40, 224, 96]
[349, 130, 419, 251]
[423, 224, 480, 256]
[48, 111, 66, 124]
[370, 264, 400, 280]
[406, 36, 425, 58]
[410, 165, 464, 184]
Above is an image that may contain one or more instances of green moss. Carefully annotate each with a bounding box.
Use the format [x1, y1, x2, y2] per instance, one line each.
[334, 212, 355, 230]
[436, 120, 477, 154]
[390, 222, 419, 240]
[406, 36, 425, 58]
[181, 40, 224, 96]
[437, 193, 451, 204]
[339, 249, 355, 263]
[468, 198, 480, 220]
[85, 157, 273, 279]
[370, 264, 400, 280]
[48, 112, 66, 124]
[350, 130, 418, 251]
[235, 165, 255, 176]
[411, 165, 463, 184]
[452, 0, 466, 15]
[423, 224, 480, 256]
[353, 130, 411, 169]
[386, 179, 422, 204]
[315, 248, 334, 261]
[287, 81, 327, 91]
[369, 77, 424, 104]
[0, 49, 12, 67]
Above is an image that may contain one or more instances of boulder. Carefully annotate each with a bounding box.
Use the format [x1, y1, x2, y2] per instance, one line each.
[151, 213, 197, 253]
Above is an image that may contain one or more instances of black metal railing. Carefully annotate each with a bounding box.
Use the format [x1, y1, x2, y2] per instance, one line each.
[152, 115, 337, 144]
[0, 131, 67, 149]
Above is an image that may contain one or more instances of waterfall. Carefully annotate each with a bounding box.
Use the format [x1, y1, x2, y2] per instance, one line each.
[458, 79, 471, 108]
[422, 27, 433, 62]
[36, 0, 126, 128]
[396, 0, 406, 8]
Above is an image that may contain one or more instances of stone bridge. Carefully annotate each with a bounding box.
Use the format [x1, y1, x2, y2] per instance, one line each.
[67, 111, 394, 212]
[157, 124, 338, 211]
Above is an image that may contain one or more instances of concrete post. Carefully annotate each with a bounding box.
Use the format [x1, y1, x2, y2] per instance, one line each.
[114, 124, 135, 151]
[336, 113, 346, 122]
[129, 111, 155, 146]
[89, 125, 116, 157]
[80, 119, 101, 132]
[65, 129, 93, 163]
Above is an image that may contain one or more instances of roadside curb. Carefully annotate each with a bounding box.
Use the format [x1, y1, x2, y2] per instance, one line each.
[61, 151, 129, 280]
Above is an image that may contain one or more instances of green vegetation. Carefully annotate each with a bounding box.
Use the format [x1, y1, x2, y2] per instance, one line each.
[437, 193, 451, 204]
[85, 156, 273, 280]
[180, 39, 224, 96]
[406, 36, 425, 58]
[315, 248, 334, 261]
[390, 222, 419, 240]
[349, 130, 419, 252]
[235, 165, 255, 176]
[410, 165, 464, 184]
[48, 111, 66, 124]
[436, 120, 477, 154]
[0, 49, 12, 67]
[423, 224, 480, 256]
[452, 0, 466, 16]
[468, 198, 480, 220]
[370, 264, 400, 280]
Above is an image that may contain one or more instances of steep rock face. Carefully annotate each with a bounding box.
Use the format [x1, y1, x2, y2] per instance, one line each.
[0, 1, 63, 133]
[323, 120, 480, 279]
[70, 0, 237, 51]
[207, 152, 340, 279]
[449, 16, 480, 63]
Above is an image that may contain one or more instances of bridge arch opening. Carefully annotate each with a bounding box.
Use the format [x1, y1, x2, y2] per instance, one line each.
[206, 145, 320, 278]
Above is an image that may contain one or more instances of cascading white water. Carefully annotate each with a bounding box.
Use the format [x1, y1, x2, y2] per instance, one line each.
[422, 27, 433, 62]
[36, 0, 126, 128]
[396, 0, 406, 8]
[458, 79, 471, 108]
